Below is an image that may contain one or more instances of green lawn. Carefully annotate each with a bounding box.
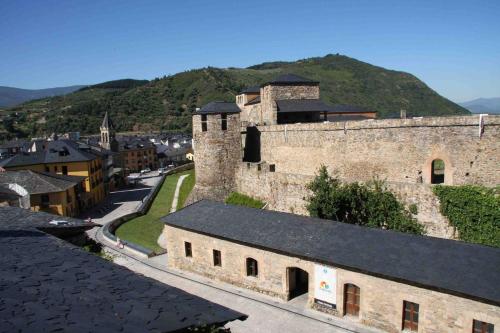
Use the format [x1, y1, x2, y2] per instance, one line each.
[115, 169, 194, 253]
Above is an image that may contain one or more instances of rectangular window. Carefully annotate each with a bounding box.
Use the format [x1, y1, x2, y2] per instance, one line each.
[201, 114, 208, 132]
[473, 320, 494, 333]
[62, 166, 68, 175]
[257, 164, 261, 171]
[184, 242, 192, 257]
[213, 249, 221, 267]
[269, 164, 276, 172]
[41, 194, 50, 208]
[44, 166, 49, 172]
[402, 301, 419, 331]
[221, 113, 227, 131]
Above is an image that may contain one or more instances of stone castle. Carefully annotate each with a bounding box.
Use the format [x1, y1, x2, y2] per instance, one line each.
[190, 74, 500, 238]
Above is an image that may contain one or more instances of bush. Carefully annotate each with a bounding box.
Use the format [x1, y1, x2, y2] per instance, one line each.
[225, 192, 265, 209]
[306, 166, 423, 235]
[433, 185, 500, 247]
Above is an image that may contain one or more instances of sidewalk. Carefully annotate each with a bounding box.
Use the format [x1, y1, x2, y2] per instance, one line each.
[96, 230, 382, 333]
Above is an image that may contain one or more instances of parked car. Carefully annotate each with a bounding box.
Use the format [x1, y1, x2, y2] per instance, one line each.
[140, 168, 151, 175]
[158, 167, 167, 175]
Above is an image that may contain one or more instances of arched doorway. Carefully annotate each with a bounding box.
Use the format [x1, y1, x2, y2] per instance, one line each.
[344, 283, 360, 316]
[431, 159, 445, 184]
[287, 267, 309, 300]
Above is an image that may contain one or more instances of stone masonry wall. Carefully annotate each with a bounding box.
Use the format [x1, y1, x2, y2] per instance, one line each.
[235, 115, 500, 238]
[164, 225, 500, 333]
[191, 112, 241, 202]
[260, 84, 320, 125]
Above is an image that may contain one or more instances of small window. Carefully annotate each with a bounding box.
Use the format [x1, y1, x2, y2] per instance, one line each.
[257, 164, 261, 171]
[221, 113, 227, 131]
[44, 166, 49, 172]
[402, 301, 419, 331]
[184, 242, 192, 257]
[201, 114, 208, 132]
[213, 249, 221, 267]
[269, 164, 275, 172]
[473, 320, 494, 333]
[431, 159, 445, 184]
[62, 166, 68, 175]
[41, 194, 50, 207]
[246, 257, 258, 277]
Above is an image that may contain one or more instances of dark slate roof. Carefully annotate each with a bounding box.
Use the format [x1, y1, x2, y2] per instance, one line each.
[0, 170, 85, 194]
[162, 200, 500, 306]
[0, 140, 98, 168]
[327, 115, 372, 122]
[240, 85, 260, 94]
[245, 95, 261, 105]
[276, 99, 332, 113]
[0, 185, 21, 201]
[0, 139, 27, 149]
[0, 206, 246, 332]
[263, 74, 319, 86]
[117, 136, 155, 150]
[329, 104, 375, 113]
[195, 101, 241, 115]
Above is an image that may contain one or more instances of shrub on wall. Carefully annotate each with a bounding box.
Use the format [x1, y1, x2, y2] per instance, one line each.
[433, 185, 500, 247]
[225, 192, 265, 209]
[306, 166, 424, 235]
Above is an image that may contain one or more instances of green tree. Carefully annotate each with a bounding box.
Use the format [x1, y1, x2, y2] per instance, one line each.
[306, 166, 423, 234]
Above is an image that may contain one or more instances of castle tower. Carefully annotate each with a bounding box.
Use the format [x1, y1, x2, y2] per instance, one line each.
[191, 101, 242, 201]
[99, 112, 117, 151]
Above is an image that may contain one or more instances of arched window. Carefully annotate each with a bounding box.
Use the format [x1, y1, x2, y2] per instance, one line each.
[431, 159, 445, 184]
[344, 283, 360, 316]
[246, 258, 258, 277]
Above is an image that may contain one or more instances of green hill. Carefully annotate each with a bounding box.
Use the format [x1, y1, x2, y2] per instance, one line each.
[1, 54, 469, 139]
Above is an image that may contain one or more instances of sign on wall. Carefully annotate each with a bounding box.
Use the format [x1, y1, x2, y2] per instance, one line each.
[314, 264, 337, 308]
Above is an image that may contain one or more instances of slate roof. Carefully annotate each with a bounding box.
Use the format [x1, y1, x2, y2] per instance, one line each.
[117, 137, 156, 150]
[327, 115, 372, 122]
[240, 85, 261, 94]
[276, 99, 332, 113]
[0, 170, 85, 194]
[0, 140, 98, 168]
[162, 200, 500, 307]
[0, 206, 246, 332]
[263, 74, 319, 86]
[195, 101, 241, 115]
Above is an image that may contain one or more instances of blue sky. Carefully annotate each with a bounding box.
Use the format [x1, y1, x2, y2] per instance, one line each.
[0, 0, 499, 102]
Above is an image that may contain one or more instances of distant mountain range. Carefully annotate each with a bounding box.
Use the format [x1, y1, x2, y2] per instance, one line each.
[1, 54, 469, 139]
[459, 97, 500, 114]
[0, 85, 85, 108]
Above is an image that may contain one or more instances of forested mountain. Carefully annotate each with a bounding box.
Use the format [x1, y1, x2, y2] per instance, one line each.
[460, 97, 500, 114]
[1, 54, 469, 139]
[0, 85, 85, 108]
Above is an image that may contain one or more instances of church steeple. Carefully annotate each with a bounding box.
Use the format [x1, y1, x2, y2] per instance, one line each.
[99, 112, 116, 150]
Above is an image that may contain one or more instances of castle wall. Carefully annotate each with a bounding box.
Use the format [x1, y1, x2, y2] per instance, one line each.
[235, 115, 500, 238]
[260, 85, 320, 125]
[191, 112, 241, 201]
[240, 102, 262, 125]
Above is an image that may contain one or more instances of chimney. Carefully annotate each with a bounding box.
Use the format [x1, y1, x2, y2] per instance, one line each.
[400, 109, 407, 119]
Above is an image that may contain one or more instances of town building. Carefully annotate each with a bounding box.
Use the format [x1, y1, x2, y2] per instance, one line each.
[98, 112, 158, 173]
[0, 206, 245, 332]
[0, 170, 84, 216]
[162, 200, 500, 333]
[0, 139, 106, 210]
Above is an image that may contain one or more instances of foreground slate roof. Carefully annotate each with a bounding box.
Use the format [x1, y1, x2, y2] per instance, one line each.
[0, 206, 245, 332]
[195, 101, 241, 114]
[162, 200, 500, 307]
[0, 170, 85, 194]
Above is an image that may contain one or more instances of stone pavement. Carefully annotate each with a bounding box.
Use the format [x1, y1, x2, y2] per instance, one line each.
[97, 234, 382, 333]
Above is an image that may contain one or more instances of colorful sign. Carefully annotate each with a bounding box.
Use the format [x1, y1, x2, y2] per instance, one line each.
[314, 264, 337, 308]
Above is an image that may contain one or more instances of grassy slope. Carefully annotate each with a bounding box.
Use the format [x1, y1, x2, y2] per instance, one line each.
[115, 169, 194, 253]
[2, 54, 469, 139]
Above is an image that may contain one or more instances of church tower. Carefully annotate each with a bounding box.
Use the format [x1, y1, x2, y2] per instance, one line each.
[99, 112, 117, 151]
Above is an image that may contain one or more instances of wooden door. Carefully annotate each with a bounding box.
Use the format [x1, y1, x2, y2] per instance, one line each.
[344, 284, 360, 316]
